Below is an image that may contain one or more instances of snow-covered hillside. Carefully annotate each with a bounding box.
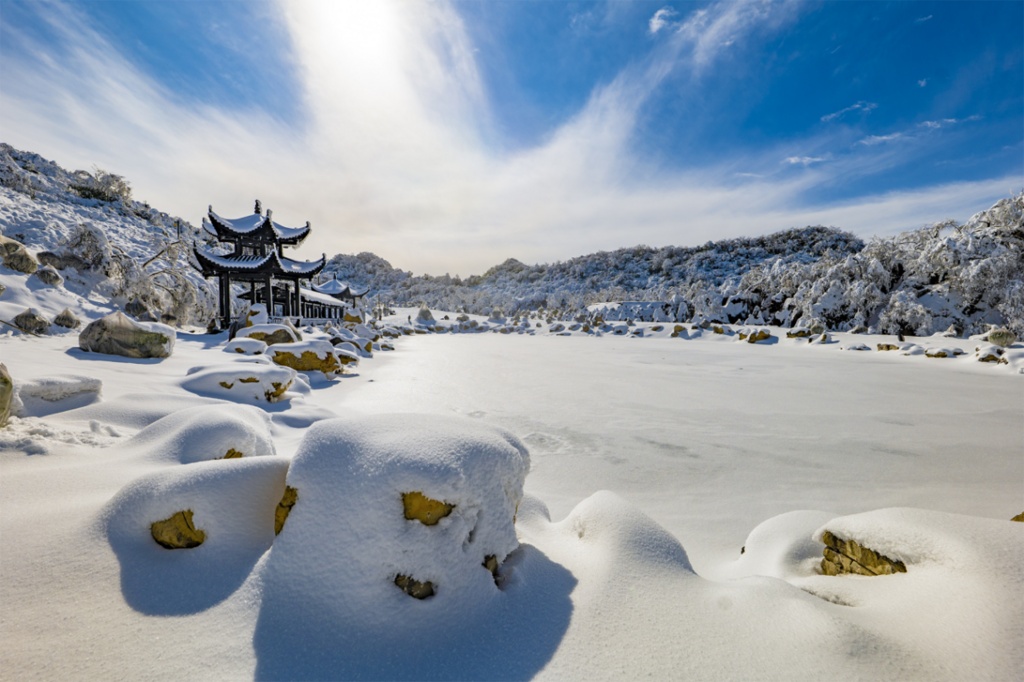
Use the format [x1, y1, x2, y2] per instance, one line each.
[0, 144, 216, 327]
[331, 203, 1023, 337]
[2, 142, 1021, 337]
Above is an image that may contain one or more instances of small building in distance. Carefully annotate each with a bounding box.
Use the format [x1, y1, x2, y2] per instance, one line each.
[311, 274, 369, 307]
[193, 200, 331, 327]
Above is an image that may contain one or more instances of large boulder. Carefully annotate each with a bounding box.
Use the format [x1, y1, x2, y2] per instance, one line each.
[13, 308, 50, 335]
[79, 312, 175, 358]
[0, 363, 12, 427]
[987, 328, 1017, 348]
[0, 235, 38, 274]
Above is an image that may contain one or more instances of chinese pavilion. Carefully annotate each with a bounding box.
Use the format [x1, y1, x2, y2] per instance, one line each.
[311, 274, 369, 306]
[193, 200, 327, 327]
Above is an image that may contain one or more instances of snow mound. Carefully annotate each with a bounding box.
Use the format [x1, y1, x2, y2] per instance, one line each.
[263, 413, 530, 610]
[553, 490, 694, 576]
[249, 414, 563, 680]
[181, 361, 298, 404]
[223, 337, 266, 355]
[792, 508, 1024, 678]
[101, 456, 290, 615]
[120, 404, 276, 464]
[723, 510, 837, 581]
[12, 374, 102, 417]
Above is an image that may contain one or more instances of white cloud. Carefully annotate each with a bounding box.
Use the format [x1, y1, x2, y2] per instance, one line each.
[915, 15, 933, 24]
[856, 133, 903, 146]
[918, 78, 928, 87]
[649, 7, 678, 35]
[821, 101, 878, 123]
[782, 156, 826, 166]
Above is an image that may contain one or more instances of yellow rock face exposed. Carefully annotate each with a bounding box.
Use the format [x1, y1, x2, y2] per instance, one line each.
[271, 349, 341, 376]
[402, 491, 455, 525]
[151, 510, 205, 549]
[394, 574, 435, 599]
[222, 448, 243, 459]
[744, 329, 772, 344]
[275, 486, 298, 535]
[820, 530, 906, 576]
[877, 343, 900, 351]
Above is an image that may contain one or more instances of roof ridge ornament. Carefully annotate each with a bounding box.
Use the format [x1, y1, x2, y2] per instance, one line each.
[254, 199, 262, 215]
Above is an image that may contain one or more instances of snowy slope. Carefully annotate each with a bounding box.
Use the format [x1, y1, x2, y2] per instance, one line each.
[0, 144, 216, 327]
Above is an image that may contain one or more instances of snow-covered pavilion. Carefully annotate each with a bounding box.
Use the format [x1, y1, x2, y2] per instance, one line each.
[192, 200, 329, 327]
[311, 274, 369, 306]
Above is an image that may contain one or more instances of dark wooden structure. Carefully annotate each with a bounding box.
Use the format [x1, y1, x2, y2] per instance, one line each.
[193, 200, 327, 327]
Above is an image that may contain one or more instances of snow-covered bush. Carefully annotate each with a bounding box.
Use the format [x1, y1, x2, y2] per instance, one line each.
[69, 167, 132, 204]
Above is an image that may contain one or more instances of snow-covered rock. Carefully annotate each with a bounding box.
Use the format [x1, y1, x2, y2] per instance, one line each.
[266, 340, 342, 377]
[235, 324, 300, 346]
[78, 311, 175, 358]
[224, 337, 267, 355]
[181, 362, 298, 404]
[263, 413, 530, 610]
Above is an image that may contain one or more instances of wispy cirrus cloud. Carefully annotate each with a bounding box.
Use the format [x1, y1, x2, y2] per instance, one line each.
[782, 156, 827, 166]
[821, 101, 878, 123]
[856, 133, 904, 146]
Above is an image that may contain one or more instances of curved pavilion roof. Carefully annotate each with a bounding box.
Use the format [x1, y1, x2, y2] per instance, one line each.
[311, 278, 369, 298]
[193, 246, 326, 281]
[205, 203, 311, 246]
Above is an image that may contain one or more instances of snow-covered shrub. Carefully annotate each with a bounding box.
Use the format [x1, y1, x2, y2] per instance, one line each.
[878, 290, 932, 336]
[416, 304, 434, 323]
[69, 167, 132, 204]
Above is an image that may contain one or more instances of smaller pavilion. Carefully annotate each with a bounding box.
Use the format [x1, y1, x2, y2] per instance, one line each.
[311, 274, 369, 306]
[193, 201, 328, 327]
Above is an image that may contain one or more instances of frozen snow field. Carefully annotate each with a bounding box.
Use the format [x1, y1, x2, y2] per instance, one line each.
[1, 326, 1021, 680]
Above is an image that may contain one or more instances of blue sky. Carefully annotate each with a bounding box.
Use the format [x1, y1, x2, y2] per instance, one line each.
[1, 0, 1021, 276]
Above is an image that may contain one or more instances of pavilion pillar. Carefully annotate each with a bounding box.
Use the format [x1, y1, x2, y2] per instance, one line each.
[264, 277, 273, 317]
[219, 274, 230, 328]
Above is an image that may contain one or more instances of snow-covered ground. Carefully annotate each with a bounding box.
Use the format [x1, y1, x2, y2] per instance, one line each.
[1, 303, 1021, 680]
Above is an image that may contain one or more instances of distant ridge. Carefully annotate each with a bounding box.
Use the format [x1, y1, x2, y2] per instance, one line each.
[3, 143, 1021, 335]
